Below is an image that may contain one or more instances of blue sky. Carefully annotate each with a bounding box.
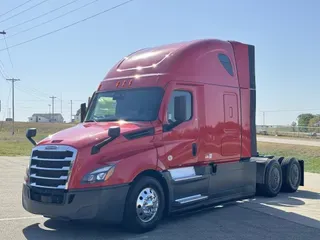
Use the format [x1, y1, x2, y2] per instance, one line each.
[0, 0, 319, 125]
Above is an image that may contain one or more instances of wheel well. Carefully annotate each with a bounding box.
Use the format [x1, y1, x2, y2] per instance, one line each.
[132, 169, 170, 216]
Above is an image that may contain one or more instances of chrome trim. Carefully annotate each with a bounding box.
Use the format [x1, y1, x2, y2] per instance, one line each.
[168, 166, 196, 181]
[175, 194, 208, 204]
[28, 145, 78, 190]
[30, 182, 66, 189]
[103, 73, 166, 81]
[174, 175, 203, 182]
[30, 165, 70, 171]
[32, 145, 76, 152]
[32, 156, 73, 162]
[30, 174, 68, 180]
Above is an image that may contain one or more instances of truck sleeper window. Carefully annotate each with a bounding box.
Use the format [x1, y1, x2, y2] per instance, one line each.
[86, 87, 164, 122]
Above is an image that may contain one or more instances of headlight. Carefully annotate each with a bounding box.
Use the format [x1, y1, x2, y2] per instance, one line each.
[81, 165, 115, 184]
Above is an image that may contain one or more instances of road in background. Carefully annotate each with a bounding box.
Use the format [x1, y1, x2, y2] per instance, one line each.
[0, 157, 319, 240]
[257, 136, 320, 147]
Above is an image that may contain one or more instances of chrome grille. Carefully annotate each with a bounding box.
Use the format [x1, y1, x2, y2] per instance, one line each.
[28, 145, 77, 189]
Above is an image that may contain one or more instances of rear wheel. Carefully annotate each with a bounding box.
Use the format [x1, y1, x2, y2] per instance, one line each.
[259, 160, 283, 197]
[281, 157, 301, 193]
[122, 176, 164, 233]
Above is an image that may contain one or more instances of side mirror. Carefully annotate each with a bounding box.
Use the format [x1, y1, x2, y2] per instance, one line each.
[108, 126, 120, 138]
[26, 128, 37, 146]
[80, 103, 87, 122]
[174, 95, 187, 122]
[91, 126, 121, 155]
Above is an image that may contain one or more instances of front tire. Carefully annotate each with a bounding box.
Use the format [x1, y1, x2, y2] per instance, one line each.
[123, 176, 165, 233]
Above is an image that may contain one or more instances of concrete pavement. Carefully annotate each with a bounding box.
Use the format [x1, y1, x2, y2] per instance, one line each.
[0, 156, 319, 240]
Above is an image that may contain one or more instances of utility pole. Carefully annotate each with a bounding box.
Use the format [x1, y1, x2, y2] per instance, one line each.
[6, 78, 20, 135]
[70, 100, 73, 123]
[60, 94, 62, 114]
[49, 96, 56, 122]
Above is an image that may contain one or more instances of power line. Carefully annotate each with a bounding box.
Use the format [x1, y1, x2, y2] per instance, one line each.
[0, 0, 50, 24]
[3, 35, 14, 69]
[0, 0, 135, 52]
[19, 83, 50, 98]
[0, 69, 7, 79]
[5, 0, 80, 31]
[0, 62, 9, 79]
[0, 0, 34, 18]
[15, 85, 48, 101]
[4, 0, 100, 40]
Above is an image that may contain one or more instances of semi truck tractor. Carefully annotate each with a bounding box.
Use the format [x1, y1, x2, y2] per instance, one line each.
[23, 39, 304, 233]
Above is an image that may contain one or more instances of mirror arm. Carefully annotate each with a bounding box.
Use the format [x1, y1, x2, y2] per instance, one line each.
[91, 136, 116, 155]
[27, 136, 37, 146]
[163, 120, 183, 132]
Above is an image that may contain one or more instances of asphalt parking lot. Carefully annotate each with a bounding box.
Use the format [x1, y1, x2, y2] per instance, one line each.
[1, 156, 319, 240]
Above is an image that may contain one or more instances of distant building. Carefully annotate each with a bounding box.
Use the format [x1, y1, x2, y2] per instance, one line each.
[72, 109, 81, 123]
[314, 121, 320, 127]
[28, 113, 64, 123]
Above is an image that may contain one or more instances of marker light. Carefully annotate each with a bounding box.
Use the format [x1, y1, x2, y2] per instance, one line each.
[81, 165, 115, 184]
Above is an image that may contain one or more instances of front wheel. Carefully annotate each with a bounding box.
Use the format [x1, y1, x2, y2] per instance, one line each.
[122, 176, 165, 233]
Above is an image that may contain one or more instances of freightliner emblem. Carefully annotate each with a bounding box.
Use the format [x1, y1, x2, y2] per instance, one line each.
[45, 145, 58, 150]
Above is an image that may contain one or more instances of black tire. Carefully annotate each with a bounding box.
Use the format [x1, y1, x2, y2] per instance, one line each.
[259, 160, 283, 197]
[122, 176, 165, 233]
[281, 157, 301, 193]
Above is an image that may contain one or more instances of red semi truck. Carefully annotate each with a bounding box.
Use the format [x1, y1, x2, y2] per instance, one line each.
[23, 39, 304, 233]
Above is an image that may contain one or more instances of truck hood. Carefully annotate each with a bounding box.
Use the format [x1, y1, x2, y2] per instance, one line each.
[37, 121, 153, 149]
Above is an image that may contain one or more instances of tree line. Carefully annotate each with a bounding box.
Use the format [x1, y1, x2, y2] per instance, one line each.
[294, 113, 320, 132]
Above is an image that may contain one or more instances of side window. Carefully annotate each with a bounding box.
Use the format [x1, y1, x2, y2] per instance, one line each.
[167, 90, 192, 122]
[218, 53, 234, 76]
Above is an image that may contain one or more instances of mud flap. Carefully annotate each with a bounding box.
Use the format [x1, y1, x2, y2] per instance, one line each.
[298, 159, 304, 186]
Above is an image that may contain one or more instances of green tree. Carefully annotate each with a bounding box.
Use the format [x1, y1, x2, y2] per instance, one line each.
[308, 115, 320, 132]
[297, 113, 315, 132]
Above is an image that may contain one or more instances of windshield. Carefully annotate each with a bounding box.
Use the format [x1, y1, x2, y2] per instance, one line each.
[85, 87, 164, 122]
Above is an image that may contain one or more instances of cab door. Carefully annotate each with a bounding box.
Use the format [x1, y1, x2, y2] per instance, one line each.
[159, 82, 200, 169]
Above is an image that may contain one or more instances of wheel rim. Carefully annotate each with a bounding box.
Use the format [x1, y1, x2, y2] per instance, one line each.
[290, 164, 300, 186]
[136, 187, 159, 223]
[270, 167, 280, 190]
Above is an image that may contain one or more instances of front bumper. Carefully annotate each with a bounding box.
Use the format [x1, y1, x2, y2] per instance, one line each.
[22, 183, 130, 223]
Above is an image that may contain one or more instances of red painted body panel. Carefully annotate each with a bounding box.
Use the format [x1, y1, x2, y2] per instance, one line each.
[35, 39, 254, 189]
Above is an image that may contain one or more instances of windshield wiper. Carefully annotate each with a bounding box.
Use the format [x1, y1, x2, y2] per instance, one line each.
[95, 118, 122, 122]
[84, 119, 96, 122]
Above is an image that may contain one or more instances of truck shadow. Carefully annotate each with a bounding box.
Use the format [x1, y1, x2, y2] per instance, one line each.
[22, 189, 320, 240]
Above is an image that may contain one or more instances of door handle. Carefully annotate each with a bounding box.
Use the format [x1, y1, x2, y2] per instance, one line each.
[192, 143, 197, 156]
